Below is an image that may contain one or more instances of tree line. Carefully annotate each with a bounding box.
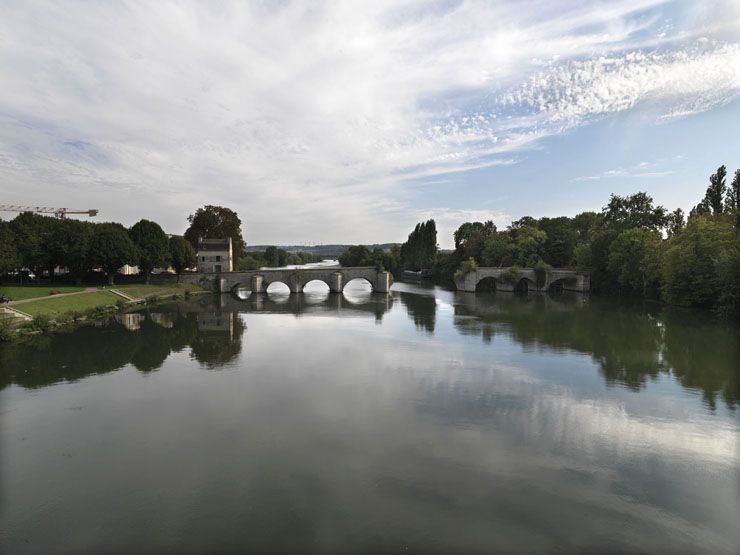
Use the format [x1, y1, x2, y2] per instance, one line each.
[339, 165, 739, 316]
[237, 247, 317, 270]
[0, 204, 247, 285]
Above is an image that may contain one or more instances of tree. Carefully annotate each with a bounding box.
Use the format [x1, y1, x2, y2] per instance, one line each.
[662, 214, 736, 308]
[129, 220, 170, 284]
[666, 208, 685, 238]
[400, 220, 438, 270]
[726, 169, 740, 212]
[481, 232, 513, 266]
[169, 236, 197, 281]
[602, 192, 668, 232]
[607, 228, 662, 296]
[572, 211, 599, 242]
[263, 246, 288, 267]
[9, 212, 54, 278]
[704, 165, 727, 214]
[89, 223, 138, 285]
[338, 245, 373, 267]
[454, 221, 496, 262]
[49, 219, 94, 284]
[538, 216, 577, 267]
[0, 221, 18, 275]
[510, 225, 547, 267]
[184, 205, 245, 265]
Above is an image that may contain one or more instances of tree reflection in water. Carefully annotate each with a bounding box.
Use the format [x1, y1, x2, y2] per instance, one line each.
[452, 292, 739, 410]
[0, 290, 737, 411]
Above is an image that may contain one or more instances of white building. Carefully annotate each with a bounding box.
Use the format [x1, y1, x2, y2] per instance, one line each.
[197, 238, 233, 273]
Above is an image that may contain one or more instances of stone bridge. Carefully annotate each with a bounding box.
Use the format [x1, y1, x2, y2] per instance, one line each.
[454, 267, 589, 293]
[182, 267, 390, 294]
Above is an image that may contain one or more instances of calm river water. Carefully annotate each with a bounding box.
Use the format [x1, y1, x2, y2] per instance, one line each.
[1, 281, 738, 554]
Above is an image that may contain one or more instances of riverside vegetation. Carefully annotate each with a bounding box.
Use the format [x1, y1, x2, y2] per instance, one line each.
[339, 165, 740, 317]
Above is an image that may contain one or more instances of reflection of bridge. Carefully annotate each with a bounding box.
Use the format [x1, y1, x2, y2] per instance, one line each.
[454, 267, 590, 293]
[182, 267, 390, 294]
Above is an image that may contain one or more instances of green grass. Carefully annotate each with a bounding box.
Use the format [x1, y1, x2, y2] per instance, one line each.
[114, 283, 206, 299]
[19, 291, 120, 317]
[0, 285, 86, 301]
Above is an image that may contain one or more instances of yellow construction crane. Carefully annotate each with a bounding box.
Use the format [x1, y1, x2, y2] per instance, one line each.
[0, 205, 99, 219]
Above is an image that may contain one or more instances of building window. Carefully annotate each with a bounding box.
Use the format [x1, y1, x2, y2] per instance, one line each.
[216, 255, 221, 261]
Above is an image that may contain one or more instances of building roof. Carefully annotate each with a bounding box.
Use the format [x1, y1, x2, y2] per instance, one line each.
[197, 238, 232, 252]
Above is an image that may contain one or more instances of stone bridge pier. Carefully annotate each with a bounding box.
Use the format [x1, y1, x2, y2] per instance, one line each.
[454, 267, 590, 293]
[185, 266, 390, 295]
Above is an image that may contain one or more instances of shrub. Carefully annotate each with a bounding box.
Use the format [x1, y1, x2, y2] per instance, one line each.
[533, 260, 553, 288]
[145, 294, 159, 305]
[116, 299, 127, 311]
[0, 318, 15, 342]
[454, 258, 478, 280]
[502, 265, 521, 283]
[48, 290, 62, 296]
[184, 290, 192, 299]
[31, 313, 53, 333]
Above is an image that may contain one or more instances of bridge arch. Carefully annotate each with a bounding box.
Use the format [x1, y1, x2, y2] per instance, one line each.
[343, 277, 375, 292]
[515, 277, 535, 294]
[302, 278, 331, 292]
[230, 283, 252, 300]
[475, 276, 497, 292]
[266, 281, 291, 294]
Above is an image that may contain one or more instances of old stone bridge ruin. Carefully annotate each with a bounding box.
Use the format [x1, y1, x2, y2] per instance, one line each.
[454, 267, 590, 293]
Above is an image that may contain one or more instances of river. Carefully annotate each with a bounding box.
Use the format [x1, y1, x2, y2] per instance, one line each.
[0, 281, 738, 554]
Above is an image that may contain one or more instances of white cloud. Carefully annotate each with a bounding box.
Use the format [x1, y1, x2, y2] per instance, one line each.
[0, 1, 738, 246]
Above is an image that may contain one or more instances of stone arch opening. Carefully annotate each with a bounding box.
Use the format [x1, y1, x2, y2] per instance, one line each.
[302, 279, 330, 302]
[515, 278, 530, 294]
[343, 277, 374, 292]
[231, 283, 251, 300]
[475, 276, 497, 293]
[266, 281, 291, 295]
[343, 277, 374, 303]
[302, 279, 330, 292]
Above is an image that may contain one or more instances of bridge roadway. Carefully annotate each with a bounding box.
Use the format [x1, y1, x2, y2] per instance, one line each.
[181, 266, 390, 294]
[454, 267, 589, 293]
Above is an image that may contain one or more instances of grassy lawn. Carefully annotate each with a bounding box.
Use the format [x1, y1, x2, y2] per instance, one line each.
[114, 282, 206, 299]
[0, 285, 86, 301]
[19, 291, 120, 317]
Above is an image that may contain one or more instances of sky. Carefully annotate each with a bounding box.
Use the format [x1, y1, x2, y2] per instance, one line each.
[1, 0, 739, 249]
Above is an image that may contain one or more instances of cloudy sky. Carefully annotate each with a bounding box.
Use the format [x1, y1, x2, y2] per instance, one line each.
[1, 1, 739, 248]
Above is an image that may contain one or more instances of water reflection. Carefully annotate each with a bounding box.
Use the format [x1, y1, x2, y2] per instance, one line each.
[1, 286, 739, 554]
[452, 292, 739, 410]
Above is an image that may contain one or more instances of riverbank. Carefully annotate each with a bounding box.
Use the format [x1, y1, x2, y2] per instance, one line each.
[0, 283, 210, 341]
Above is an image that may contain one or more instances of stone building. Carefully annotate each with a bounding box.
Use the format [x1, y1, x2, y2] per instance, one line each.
[197, 238, 233, 273]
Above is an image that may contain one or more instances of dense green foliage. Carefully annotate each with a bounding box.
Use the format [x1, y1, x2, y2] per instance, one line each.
[431, 165, 739, 317]
[1, 204, 247, 285]
[169, 236, 197, 280]
[338, 244, 401, 273]
[237, 247, 318, 270]
[184, 205, 246, 266]
[400, 220, 437, 270]
[88, 224, 139, 285]
[129, 219, 170, 284]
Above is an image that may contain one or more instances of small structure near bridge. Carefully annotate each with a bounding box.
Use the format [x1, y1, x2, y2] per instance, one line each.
[454, 267, 589, 293]
[197, 238, 233, 274]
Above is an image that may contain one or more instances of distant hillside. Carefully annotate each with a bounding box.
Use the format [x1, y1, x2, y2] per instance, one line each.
[245, 244, 400, 258]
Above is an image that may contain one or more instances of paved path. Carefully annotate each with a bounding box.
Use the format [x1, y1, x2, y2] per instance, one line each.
[6, 287, 99, 306]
